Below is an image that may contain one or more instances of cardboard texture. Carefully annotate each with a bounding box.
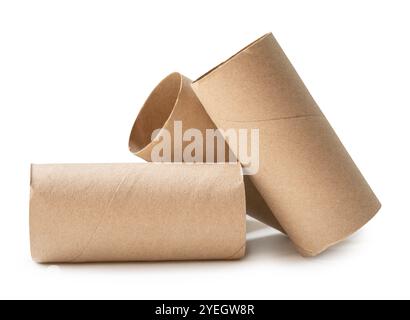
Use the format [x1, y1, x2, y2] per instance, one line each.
[192, 33, 381, 256]
[30, 163, 246, 263]
[129, 72, 283, 231]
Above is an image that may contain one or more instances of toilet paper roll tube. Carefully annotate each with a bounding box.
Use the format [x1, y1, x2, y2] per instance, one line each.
[30, 163, 246, 263]
[192, 33, 381, 256]
[129, 72, 283, 231]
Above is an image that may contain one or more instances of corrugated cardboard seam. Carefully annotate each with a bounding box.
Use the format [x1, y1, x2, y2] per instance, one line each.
[214, 113, 323, 123]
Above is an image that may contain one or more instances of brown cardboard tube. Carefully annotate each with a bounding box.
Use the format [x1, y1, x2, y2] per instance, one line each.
[29, 163, 246, 263]
[192, 33, 381, 256]
[129, 72, 284, 232]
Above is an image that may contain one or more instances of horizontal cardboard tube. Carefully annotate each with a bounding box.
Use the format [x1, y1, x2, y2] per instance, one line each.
[192, 33, 381, 256]
[129, 72, 284, 232]
[29, 163, 246, 263]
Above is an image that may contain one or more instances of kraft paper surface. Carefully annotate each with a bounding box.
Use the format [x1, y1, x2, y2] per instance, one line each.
[192, 33, 381, 256]
[30, 163, 246, 263]
[129, 72, 283, 231]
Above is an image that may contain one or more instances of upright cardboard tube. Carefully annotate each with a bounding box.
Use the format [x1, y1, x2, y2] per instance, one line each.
[129, 72, 284, 231]
[192, 33, 381, 256]
[30, 163, 246, 263]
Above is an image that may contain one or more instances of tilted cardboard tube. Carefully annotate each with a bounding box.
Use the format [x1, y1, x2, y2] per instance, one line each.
[30, 163, 246, 263]
[129, 72, 284, 231]
[192, 33, 381, 256]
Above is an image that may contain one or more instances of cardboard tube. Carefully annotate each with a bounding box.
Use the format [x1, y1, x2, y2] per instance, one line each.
[129, 72, 284, 232]
[192, 33, 381, 256]
[30, 163, 246, 263]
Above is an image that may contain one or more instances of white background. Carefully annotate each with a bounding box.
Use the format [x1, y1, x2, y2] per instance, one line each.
[0, 0, 409, 300]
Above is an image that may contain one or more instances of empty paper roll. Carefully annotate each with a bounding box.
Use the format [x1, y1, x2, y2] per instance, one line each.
[30, 163, 246, 263]
[192, 33, 381, 256]
[129, 72, 284, 232]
